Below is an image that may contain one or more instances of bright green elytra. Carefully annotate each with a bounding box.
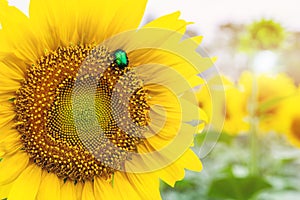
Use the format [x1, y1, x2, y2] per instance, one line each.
[113, 49, 128, 69]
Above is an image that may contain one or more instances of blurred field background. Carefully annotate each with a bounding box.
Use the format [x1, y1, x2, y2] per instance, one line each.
[11, 0, 300, 199]
[142, 1, 300, 199]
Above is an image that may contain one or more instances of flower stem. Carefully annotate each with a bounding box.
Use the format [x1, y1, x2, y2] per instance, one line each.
[249, 73, 259, 176]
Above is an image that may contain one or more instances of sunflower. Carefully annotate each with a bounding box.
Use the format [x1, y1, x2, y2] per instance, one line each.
[196, 76, 248, 135]
[276, 94, 300, 147]
[240, 18, 285, 51]
[223, 83, 249, 135]
[238, 71, 296, 133]
[0, 0, 211, 199]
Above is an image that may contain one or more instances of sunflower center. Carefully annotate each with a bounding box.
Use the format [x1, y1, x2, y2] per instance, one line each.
[15, 44, 150, 181]
[291, 117, 300, 140]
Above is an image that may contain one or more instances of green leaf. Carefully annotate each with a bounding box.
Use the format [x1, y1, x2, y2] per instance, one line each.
[218, 132, 236, 145]
[173, 179, 198, 192]
[159, 180, 169, 192]
[208, 176, 272, 200]
[280, 157, 297, 166]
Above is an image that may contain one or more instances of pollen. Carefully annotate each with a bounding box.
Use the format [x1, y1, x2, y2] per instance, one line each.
[14, 44, 150, 182]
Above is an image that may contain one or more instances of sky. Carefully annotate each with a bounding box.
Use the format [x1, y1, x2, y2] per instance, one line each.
[143, 0, 300, 41]
[8, 0, 300, 42]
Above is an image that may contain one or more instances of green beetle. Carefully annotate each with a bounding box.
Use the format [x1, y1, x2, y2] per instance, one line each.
[113, 49, 128, 69]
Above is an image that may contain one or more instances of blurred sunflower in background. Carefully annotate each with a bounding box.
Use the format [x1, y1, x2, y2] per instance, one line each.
[196, 76, 249, 135]
[240, 18, 286, 52]
[196, 71, 298, 136]
[0, 0, 211, 199]
[276, 93, 300, 147]
[223, 84, 249, 135]
[238, 71, 297, 133]
[195, 84, 212, 122]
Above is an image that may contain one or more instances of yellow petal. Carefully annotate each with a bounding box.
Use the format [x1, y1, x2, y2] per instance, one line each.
[187, 75, 205, 88]
[156, 149, 202, 187]
[78, 0, 125, 43]
[0, 152, 29, 185]
[180, 98, 208, 124]
[114, 172, 144, 199]
[156, 164, 184, 187]
[130, 49, 198, 82]
[180, 35, 204, 51]
[0, 142, 22, 157]
[29, 0, 146, 46]
[144, 11, 190, 35]
[60, 180, 77, 200]
[0, 61, 24, 82]
[0, 131, 22, 157]
[0, 29, 10, 52]
[0, 107, 14, 127]
[75, 181, 84, 200]
[36, 171, 61, 200]
[130, 122, 198, 174]
[190, 35, 204, 45]
[0, 1, 27, 30]
[8, 164, 42, 200]
[128, 173, 161, 200]
[104, 0, 147, 38]
[0, 83, 20, 94]
[0, 1, 40, 62]
[94, 177, 121, 200]
[0, 182, 13, 199]
[29, 0, 78, 47]
[0, 102, 14, 113]
[82, 181, 95, 200]
[177, 149, 202, 172]
[114, 172, 161, 200]
[0, 127, 18, 142]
